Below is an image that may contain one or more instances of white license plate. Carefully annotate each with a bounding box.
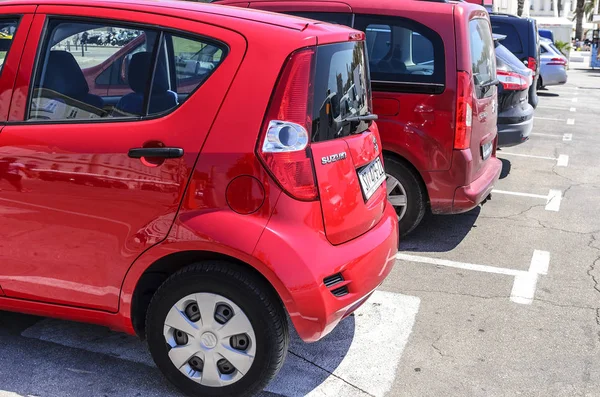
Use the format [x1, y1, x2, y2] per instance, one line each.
[358, 157, 386, 201]
[482, 142, 493, 160]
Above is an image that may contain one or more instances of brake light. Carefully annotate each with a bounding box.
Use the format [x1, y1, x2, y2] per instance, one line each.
[454, 71, 473, 150]
[526, 56, 537, 75]
[257, 47, 318, 201]
[547, 57, 567, 66]
[497, 70, 529, 90]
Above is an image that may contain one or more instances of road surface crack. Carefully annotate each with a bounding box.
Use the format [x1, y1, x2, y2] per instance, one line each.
[287, 350, 376, 397]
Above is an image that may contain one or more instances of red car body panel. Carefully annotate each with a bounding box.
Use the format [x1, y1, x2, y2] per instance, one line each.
[0, 0, 397, 342]
[219, 0, 502, 215]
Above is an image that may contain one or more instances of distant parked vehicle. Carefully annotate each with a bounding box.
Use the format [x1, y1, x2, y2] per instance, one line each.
[539, 29, 555, 43]
[538, 37, 568, 89]
[494, 34, 534, 147]
[490, 13, 541, 109]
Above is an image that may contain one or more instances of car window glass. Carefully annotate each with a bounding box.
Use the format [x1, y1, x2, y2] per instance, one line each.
[284, 11, 352, 26]
[469, 18, 496, 89]
[29, 20, 158, 121]
[354, 15, 445, 87]
[0, 19, 19, 74]
[170, 34, 225, 98]
[540, 45, 548, 54]
[491, 22, 523, 54]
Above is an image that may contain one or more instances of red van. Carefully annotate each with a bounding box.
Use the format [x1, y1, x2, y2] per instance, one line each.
[216, 0, 503, 235]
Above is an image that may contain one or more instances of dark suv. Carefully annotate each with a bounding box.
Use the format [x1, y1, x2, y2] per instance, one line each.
[489, 13, 540, 109]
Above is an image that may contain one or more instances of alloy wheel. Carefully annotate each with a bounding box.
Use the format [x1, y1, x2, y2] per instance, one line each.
[386, 173, 408, 220]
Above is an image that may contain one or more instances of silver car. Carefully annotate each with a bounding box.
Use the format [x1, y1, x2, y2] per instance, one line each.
[538, 38, 568, 89]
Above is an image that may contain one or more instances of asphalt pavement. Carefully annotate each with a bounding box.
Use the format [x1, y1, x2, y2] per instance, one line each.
[1, 67, 599, 397]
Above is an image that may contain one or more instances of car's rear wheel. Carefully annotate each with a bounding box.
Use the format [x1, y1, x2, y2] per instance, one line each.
[146, 262, 288, 397]
[384, 156, 427, 237]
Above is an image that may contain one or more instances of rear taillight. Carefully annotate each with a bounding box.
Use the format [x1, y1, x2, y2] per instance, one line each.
[547, 57, 567, 66]
[497, 70, 529, 91]
[257, 47, 318, 201]
[454, 71, 473, 150]
[525, 56, 537, 75]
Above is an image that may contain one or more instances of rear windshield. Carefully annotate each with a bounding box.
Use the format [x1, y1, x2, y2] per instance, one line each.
[495, 42, 528, 73]
[469, 18, 496, 87]
[491, 21, 523, 54]
[311, 41, 372, 143]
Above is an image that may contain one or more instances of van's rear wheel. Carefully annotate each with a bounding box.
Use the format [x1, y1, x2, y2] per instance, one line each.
[146, 262, 288, 397]
[385, 157, 426, 237]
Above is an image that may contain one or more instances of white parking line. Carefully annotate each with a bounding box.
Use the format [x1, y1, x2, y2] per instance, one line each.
[567, 118, 575, 125]
[21, 291, 420, 397]
[563, 133, 573, 141]
[545, 189, 563, 212]
[492, 189, 563, 212]
[534, 117, 565, 121]
[510, 250, 550, 305]
[499, 152, 568, 167]
[397, 251, 550, 305]
[530, 133, 573, 141]
[570, 107, 577, 112]
[572, 97, 578, 103]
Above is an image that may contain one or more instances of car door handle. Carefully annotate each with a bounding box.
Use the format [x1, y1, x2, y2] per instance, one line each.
[128, 147, 184, 159]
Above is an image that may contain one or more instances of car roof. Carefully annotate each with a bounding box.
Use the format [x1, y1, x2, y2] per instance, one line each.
[1, 0, 318, 31]
[214, 0, 477, 14]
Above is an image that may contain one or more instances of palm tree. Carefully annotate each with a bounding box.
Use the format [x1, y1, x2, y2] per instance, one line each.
[517, 0, 525, 16]
[574, 0, 597, 40]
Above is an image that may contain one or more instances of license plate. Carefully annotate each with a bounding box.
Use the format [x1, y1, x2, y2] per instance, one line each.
[358, 157, 386, 201]
[481, 141, 493, 161]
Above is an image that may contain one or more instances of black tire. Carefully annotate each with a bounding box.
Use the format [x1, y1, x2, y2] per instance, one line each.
[146, 261, 289, 397]
[384, 156, 427, 237]
[537, 76, 543, 90]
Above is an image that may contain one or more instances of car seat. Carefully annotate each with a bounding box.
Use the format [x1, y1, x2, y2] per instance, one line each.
[43, 50, 104, 109]
[376, 44, 407, 74]
[116, 52, 178, 115]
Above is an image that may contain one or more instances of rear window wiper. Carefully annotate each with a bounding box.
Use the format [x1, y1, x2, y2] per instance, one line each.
[340, 113, 379, 124]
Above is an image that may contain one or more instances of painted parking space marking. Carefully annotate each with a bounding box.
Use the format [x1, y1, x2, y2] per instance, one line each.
[498, 152, 568, 167]
[397, 251, 550, 305]
[570, 107, 577, 112]
[491, 189, 563, 212]
[530, 133, 573, 141]
[510, 250, 550, 304]
[21, 291, 420, 397]
[534, 117, 565, 121]
[567, 118, 575, 125]
[572, 97, 578, 103]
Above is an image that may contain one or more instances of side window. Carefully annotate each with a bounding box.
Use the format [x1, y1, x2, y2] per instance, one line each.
[491, 22, 523, 54]
[28, 19, 226, 122]
[540, 45, 548, 54]
[284, 12, 352, 26]
[170, 34, 225, 97]
[354, 15, 445, 91]
[469, 18, 496, 98]
[0, 19, 19, 74]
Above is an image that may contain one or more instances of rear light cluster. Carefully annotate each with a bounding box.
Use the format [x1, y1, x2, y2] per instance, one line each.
[547, 57, 567, 66]
[497, 70, 529, 91]
[257, 47, 318, 201]
[454, 71, 473, 150]
[525, 56, 537, 75]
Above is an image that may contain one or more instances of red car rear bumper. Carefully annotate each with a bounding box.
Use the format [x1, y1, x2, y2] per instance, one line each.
[253, 196, 398, 342]
[426, 149, 502, 215]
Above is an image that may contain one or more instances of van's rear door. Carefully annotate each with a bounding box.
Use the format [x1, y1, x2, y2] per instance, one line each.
[463, 14, 498, 180]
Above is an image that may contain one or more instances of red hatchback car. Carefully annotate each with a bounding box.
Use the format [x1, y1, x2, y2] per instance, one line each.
[217, 0, 503, 235]
[0, 1, 398, 396]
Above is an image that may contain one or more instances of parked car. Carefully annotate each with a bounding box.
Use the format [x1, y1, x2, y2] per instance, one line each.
[489, 13, 541, 109]
[215, 0, 502, 235]
[539, 37, 568, 89]
[494, 34, 534, 147]
[539, 28, 555, 43]
[0, 1, 399, 396]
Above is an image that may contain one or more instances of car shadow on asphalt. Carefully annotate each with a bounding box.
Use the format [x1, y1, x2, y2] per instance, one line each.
[537, 91, 560, 97]
[399, 206, 480, 253]
[500, 158, 511, 179]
